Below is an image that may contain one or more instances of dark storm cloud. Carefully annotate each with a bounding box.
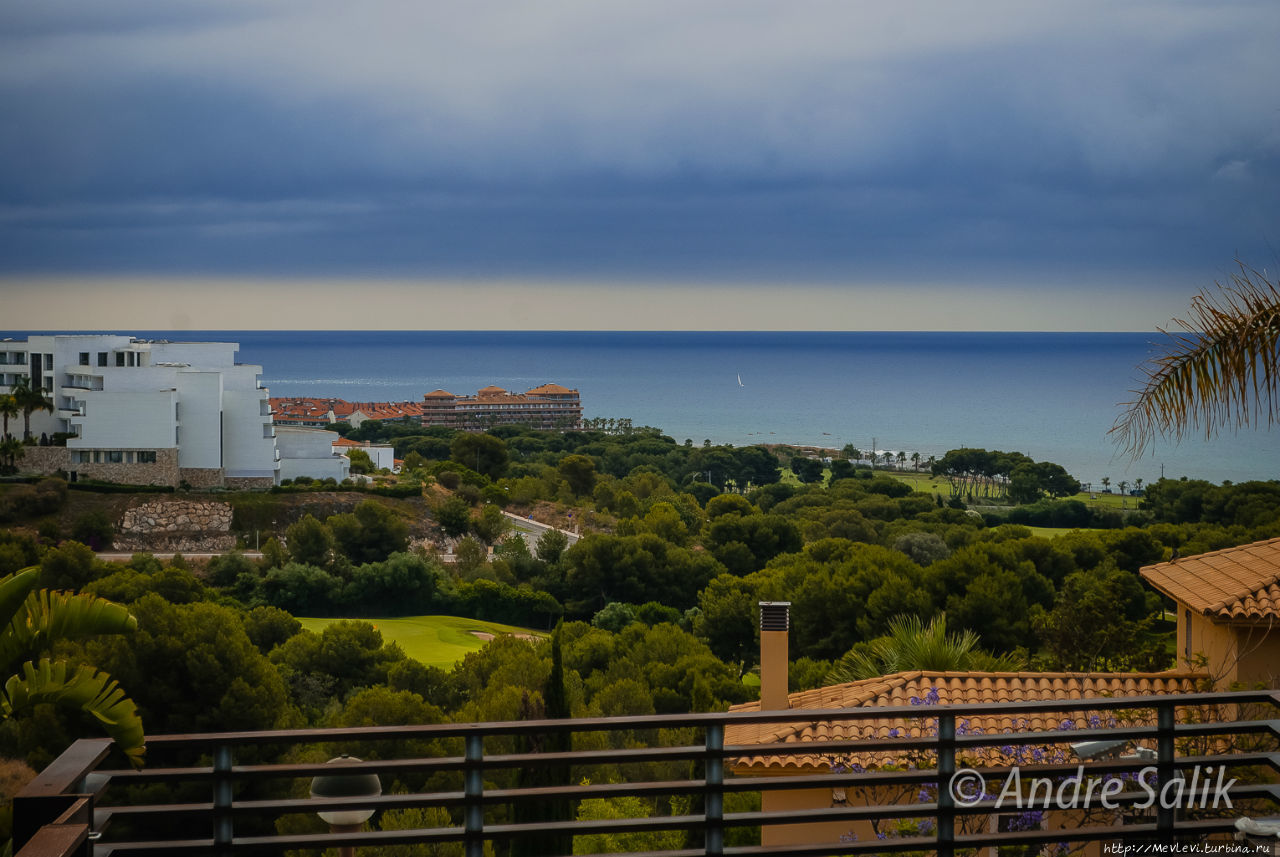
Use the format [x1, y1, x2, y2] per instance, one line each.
[1, 1, 1277, 284]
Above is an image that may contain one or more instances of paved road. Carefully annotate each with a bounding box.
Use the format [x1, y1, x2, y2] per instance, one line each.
[501, 511, 581, 552]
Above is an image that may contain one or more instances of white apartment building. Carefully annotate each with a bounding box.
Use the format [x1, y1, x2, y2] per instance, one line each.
[276, 427, 352, 483]
[1, 335, 279, 489]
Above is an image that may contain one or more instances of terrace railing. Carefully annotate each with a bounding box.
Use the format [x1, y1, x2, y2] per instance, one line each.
[14, 688, 1280, 857]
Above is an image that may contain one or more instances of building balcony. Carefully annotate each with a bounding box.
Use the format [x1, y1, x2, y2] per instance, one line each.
[15, 689, 1280, 856]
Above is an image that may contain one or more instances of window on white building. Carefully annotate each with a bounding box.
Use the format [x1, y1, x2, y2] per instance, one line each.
[138, 451, 157, 463]
[79, 353, 89, 366]
[97, 352, 108, 367]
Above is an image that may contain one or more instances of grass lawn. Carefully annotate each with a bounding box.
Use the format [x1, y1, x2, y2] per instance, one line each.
[296, 615, 546, 668]
[1023, 525, 1106, 538]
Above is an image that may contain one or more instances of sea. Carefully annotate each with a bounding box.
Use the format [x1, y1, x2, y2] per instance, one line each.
[11, 330, 1279, 486]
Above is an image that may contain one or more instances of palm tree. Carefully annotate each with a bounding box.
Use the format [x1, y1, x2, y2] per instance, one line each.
[897, 450, 907, 470]
[0, 393, 17, 440]
[1112, 263, 1280, 458]
[0, 568, 145, 768]
[0, 436, 23, 473]
[911, 451, 921, 472]
[825, 613, 1024, 685]
[1118, 480, 1129, 496]
[11, 375, 54, 442]
[1134, 477, 1144, 494]
[1101, 476, 1111, 493]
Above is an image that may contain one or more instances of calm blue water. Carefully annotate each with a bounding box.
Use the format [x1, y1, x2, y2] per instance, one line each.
[10, 331, 1278, 485]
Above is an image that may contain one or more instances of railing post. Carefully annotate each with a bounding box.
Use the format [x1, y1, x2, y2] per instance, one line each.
[465, 733, 485, 857]
[937, 712, 956, 857]
[212, 743, 234, 853]
[705, 722, 725, 856]
[1156, 702, 1175, 837]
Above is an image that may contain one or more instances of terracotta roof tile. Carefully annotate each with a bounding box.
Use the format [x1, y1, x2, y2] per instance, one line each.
[1140, 537, 1280, 621]
[725, 670, 1204, 772]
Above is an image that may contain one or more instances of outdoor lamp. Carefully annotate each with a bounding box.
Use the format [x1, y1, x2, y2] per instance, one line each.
[310, 754, 382, 831]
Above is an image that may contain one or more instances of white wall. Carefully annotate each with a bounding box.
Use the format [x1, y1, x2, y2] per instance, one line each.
[223, 388, 278, 478]
[69, 391, 177, 449]
[175, 371, 223, 469]
[276, 427, 350, 483]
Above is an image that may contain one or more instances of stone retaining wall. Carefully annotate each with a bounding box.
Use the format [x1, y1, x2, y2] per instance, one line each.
[13, 446, 69, 476]
[225, 476, 275, 491]
[179, 468, 224, 490]
[115, 499, 236, 552]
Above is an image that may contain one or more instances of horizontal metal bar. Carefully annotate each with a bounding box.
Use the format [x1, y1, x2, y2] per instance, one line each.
[132, 689, 1280, 752]
[17, 739, 112, 797]
[13, 824, 87, 857]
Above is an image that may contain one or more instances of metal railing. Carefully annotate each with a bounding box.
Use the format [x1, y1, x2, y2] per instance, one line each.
[14, 689, 1280, 857]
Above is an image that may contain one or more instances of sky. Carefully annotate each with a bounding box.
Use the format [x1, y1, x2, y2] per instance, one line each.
[2, 0, 1278, 330]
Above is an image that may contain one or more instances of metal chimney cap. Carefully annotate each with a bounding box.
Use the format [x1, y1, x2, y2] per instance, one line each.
[759, 602, 790, 632]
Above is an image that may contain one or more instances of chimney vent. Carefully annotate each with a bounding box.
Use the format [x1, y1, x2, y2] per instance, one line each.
[760, 601, 790, 632]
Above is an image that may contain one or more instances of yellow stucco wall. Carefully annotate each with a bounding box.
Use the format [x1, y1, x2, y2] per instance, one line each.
[1175, 598, 1280, 688]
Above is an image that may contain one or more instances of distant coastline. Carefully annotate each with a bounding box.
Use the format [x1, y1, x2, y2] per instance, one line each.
[5, 330, 1275, 484]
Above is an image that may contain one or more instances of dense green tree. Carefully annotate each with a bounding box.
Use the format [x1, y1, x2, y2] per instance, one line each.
[1034, 565, 1165, 671]
[270, 620, 405, 713]
[285, 514, 335, 568]
[592, 602, 638, 633]
[255, 563, 340, 615]
[791, 456, 825, 484]
[207, 551, 255, 588]
[39, 541, 104, 591]
[692, 574, 758, 670]
[535, 528, 570, 566]
[558, 454, 598, 497]
[472, 503, 510, 544]
[436, 496, 473, 538]
[243, 606, 302, 654]
[563, 533, 724, 614]
[451, 433, 509, 481]
[80, 594, 294, 734]
[705, 514, 802, 573]
[327, 500, 409, 564]
[341, 553, 449, 615]
[84, 565, 207, 605]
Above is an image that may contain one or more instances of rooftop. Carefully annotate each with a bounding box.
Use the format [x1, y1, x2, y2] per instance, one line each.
[726, 669, 1204, 771]
[1141, 536, 1280, 622]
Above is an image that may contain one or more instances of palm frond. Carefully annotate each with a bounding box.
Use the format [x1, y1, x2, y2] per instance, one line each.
[1112, 264, 1280, 458]
[0, 568, 40, 629]
[2, 658, 145, 768]
[0, 587, 137, 675]
[826, 613, 1023, 684]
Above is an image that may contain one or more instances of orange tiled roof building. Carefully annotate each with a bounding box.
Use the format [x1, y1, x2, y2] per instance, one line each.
[1141, 536, 1280, 687]
[728, 603, 1210, 849]
[420, 384, 582, 431]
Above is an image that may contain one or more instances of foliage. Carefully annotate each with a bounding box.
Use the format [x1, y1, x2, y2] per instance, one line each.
[436, 496, 473, 538]
[326, 500, 410, 564]
[78, 594, 294, 734]
[1112, 263, 1280, 458]
[0, 478, 66, 523]
[0, 568, 144, 768]
[826, 613, 1024, 684]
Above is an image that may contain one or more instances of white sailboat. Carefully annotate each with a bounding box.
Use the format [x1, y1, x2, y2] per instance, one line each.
[737, 373, 745, 387]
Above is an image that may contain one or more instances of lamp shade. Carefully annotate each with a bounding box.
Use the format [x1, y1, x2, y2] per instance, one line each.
[310, 755, 381, 826]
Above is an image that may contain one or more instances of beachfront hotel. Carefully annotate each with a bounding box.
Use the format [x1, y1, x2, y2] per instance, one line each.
[421, 383, 583, 430]
[1, 335, 280, 488]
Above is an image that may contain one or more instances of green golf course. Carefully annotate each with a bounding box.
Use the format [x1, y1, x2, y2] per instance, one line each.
[296, 615, 545, 668]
